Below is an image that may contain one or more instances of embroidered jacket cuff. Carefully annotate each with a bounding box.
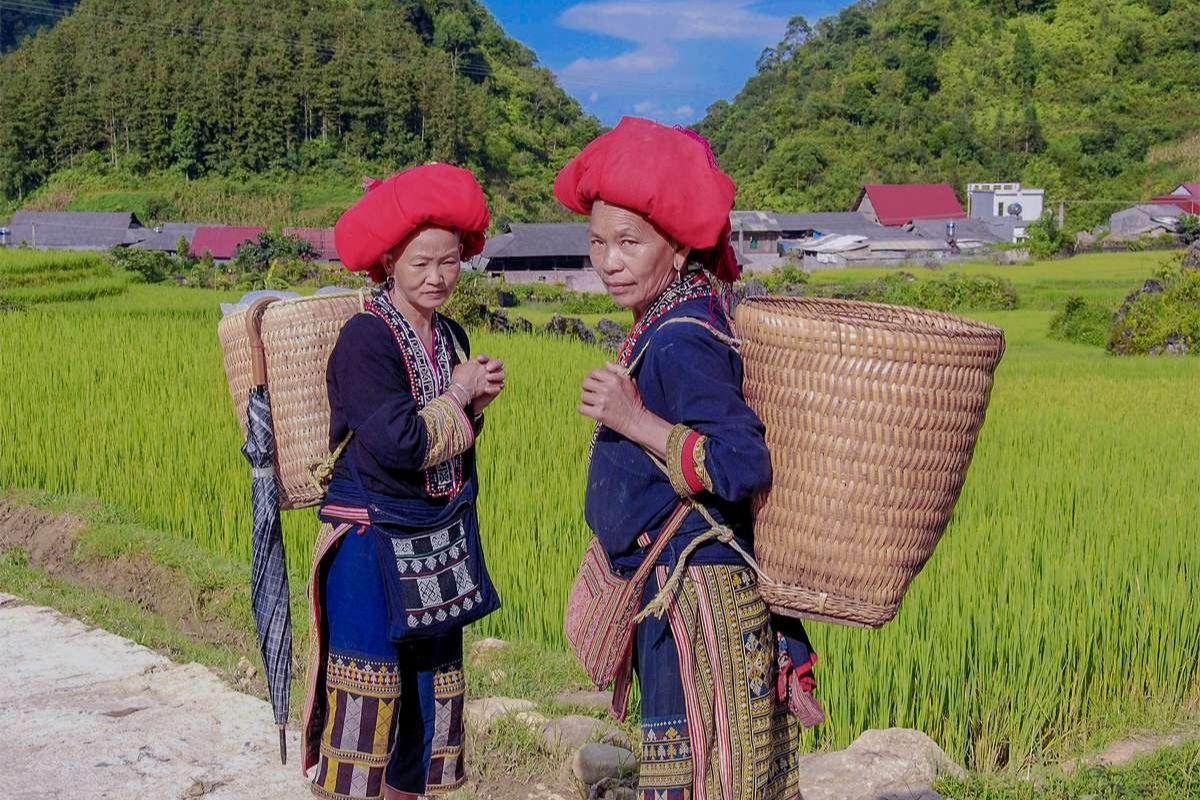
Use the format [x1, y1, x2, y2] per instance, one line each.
[666, 424, 712, 496]
[417, 395, 476, 468]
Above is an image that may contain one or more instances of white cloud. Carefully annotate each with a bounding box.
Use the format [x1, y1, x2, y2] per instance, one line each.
[634, 100, 657, 114]
[674, 105, 695, 119]
[559, 2, 786, 45]
[557, 1, 786, 78]
[588, 91, 600, 103]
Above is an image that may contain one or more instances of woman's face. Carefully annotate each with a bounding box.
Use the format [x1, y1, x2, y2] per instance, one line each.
[587, 201, 689, 315]
[382, 225, 463, 314]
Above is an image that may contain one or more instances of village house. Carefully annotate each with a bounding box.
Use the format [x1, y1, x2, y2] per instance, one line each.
[6, 211, 144, 250]
[853, 183, 967, 228]
[189, 225, 266, 261]
[283, 227, 339, 262]
[1149, 182, 1200, 214]
[132, 223, 200, 254]
[1108, 204, 1186, 240]
[967, 182, 1045, 224]
[478, 222, 601, 291]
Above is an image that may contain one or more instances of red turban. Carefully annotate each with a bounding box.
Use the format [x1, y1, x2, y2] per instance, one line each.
[554, 117, 740, 283]
[334, 163, 490, 283]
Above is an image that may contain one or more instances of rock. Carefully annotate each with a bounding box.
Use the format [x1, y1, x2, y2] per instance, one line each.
[538, 715, 630, 754]
[544, 314, 596, 344]
[486, 309, 534, 335]
[595, 319, 625, 352]
[464, 697, 534, 734]
[555, 690, 611, 712]
[572, 743, 637, 785]
[515, 711, 550, 728]
[795, 728, 965, 800]
[489, 668, 507, 684]
[469, 637, 508, 657]
[1183, 241, 1200, 269]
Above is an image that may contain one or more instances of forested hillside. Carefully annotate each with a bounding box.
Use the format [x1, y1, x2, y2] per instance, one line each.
[698, 0, 1200, 229]
[0, 0, 600, 226]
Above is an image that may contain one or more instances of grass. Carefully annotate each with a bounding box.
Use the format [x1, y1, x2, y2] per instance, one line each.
[936, 741, 1200, 799]
[1, 250, 1198, 772]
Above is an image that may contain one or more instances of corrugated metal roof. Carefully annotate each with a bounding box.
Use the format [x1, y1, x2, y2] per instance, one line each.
[189, 226, 265, 260]
[8, 211, 142, 249]
[283, 227, 339, 261]
[775, 211, 922, 240]
[859, 184, 966, 227]
[730, 210, 782, 233]
[484, 223, 589, 260]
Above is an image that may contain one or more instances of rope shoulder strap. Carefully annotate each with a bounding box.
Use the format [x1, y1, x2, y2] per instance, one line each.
[624, 316, 774, 623]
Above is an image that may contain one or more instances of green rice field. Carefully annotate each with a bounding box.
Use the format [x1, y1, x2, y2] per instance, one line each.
[1, 251, 1197, 770]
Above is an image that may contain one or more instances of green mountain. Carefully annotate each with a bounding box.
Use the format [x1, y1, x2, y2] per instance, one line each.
[0, 0, 600, 226]
[697, 0, 1200, 230]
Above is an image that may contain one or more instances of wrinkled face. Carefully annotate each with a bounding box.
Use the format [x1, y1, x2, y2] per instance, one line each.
[587, 201, 689, 314]
[381, 225, 463, 314]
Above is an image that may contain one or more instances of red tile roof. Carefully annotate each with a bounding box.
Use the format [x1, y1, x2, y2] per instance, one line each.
[189, 226, 265, 260]
[283, 227, 339, 261]
[1150, 195, 1200, 214]
[1177, 182, 1200, 197]
[859, 183, 966, 227]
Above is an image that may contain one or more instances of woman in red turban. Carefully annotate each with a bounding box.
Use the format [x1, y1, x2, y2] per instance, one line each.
[303, 163, 505, 799]
[558, 118, 821, 799]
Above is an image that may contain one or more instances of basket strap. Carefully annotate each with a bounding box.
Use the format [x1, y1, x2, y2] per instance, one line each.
[633, 453, 775, 623]
[244, 297, 278, 388]
[622, 317, 741, 375]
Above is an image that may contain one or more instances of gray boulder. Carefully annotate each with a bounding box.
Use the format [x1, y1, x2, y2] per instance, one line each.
[795, 728, 965, 800]
[571, 743, 637, 785]
[544, 314, 596, 344]
[538, 714, 629, 754]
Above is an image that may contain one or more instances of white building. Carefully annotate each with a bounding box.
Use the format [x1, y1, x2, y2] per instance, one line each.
[967, 182, 1045, 224]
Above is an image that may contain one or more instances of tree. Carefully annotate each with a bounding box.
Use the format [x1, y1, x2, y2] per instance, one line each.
[170, 109, 200, 178]
[1012, 25, 1037, 93]
[1178, 214, 1200, 246]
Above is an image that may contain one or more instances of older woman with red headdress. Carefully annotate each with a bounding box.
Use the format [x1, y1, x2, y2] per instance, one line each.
[556, 118, 823, 799]
[302, 164, 505, 800]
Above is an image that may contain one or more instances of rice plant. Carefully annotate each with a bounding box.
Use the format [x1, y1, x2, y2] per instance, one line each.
[1, 253, 1198, 770]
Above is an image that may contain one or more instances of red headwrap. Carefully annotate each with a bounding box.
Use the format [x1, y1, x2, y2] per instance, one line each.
[334, 163, 490, 283]
[553, 117, 740, 283]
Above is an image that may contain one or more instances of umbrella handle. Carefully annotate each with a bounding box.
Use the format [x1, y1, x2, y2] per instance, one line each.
[279, 725, 288, 765]
[245, 298, 278, 388]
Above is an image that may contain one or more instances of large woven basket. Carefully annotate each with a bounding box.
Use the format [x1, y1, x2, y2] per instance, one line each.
[218, 292, 363, 510]
[735, 297, 1005, 628]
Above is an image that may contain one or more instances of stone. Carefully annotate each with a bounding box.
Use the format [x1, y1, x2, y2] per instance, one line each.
[464, 697, 535, 734]
[489, 668, 507, 684]
[571, 743, 637, 785]
[794, 728, 965, 800]
[1183, 240, 1200, 269]
[469, 637, 508, 657]
[544, 314, 596, 344]
[595, 318, 625, 352]
[555, 690, 611, 712]
[538, 715, 630, 754]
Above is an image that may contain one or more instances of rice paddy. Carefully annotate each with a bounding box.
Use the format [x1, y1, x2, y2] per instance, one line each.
[1, 251, 1197, 770]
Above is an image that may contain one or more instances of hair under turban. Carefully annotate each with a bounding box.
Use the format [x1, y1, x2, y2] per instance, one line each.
[334, 163, 490, 283]
[553, 116, 740, 283]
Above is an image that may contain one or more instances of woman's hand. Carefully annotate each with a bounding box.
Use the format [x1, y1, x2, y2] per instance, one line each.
[471, 356, 506, 414]
[579, 363, 674, 458]
[578, 363, 648, 437]
[451, 355, 505, 412]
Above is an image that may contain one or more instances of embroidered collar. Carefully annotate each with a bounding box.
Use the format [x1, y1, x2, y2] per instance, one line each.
[616, 270, 716, 367]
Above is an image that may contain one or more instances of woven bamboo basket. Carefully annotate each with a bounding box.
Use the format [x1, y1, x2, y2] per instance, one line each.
[735, 296, 1005, 628]
[218, 292, 364, 510]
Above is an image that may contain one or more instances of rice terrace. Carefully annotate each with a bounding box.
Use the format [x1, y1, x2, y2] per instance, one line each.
[3, 243, 1199, 797]
[3, 0, 1200, 797]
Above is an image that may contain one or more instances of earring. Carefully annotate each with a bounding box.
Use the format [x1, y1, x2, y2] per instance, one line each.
[383, 274, 395, 291]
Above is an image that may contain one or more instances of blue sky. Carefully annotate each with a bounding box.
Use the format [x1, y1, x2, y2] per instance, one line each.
[486, 1, 850, 126]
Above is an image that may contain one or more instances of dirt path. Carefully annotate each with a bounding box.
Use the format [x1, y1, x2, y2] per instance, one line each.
[0, 592, 309, 800]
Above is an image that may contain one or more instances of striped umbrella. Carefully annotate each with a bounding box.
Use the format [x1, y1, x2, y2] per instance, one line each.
[242, 383, 293, 765]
